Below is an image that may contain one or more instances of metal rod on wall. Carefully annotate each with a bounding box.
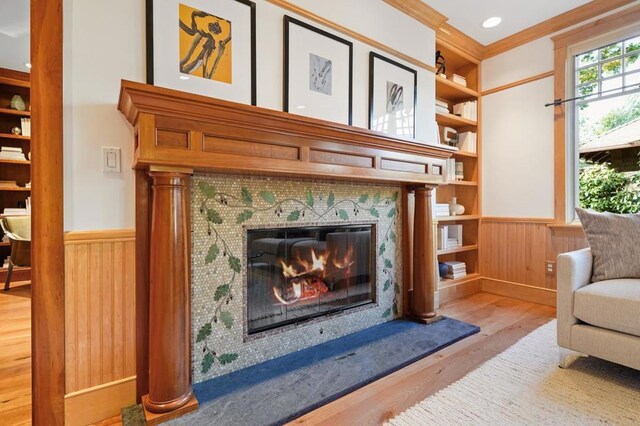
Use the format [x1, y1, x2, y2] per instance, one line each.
[545, 83, 640, 107]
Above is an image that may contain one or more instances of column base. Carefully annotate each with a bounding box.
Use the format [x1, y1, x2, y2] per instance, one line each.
[142, 394, 198, 425]
[410, 314, 443, 325]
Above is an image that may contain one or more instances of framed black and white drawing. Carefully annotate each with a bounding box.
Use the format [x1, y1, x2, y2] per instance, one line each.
[368, 52, 417, 139]
[146, 0, 256, 105]
[284, 16, 353, 125]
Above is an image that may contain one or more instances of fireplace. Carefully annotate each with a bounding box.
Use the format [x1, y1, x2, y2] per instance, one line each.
[246, 224, 376, 335]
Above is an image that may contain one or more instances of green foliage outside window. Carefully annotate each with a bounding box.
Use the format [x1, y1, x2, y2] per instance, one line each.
[579, 159, 640, 213]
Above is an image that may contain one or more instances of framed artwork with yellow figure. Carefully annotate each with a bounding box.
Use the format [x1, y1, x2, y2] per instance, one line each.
[147, 0, 256, 105]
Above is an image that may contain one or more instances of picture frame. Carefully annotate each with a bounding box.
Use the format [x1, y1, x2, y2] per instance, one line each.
[368, 52, 417, 139]
[146, 0, 257, 105]
[283, 16, 353, 125]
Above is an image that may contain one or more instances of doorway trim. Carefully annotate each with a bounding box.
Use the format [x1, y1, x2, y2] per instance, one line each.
[31, 0, 65, 424]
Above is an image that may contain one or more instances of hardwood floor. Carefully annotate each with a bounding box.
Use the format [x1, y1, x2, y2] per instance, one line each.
[287, 292, 556, 425]
[0, 283, 31, 426]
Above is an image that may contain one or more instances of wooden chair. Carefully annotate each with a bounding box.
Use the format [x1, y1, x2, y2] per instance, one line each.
[1, 216, 31, 291]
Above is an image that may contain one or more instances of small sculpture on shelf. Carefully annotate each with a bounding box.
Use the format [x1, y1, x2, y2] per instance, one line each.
[10, 95, 26, 111]
[10, 126, 21, 135]
[435, 50, 446, 76]
[449, 197, 465, 216]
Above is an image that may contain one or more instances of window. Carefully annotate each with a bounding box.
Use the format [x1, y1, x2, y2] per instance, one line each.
[573, 33, 640, 214]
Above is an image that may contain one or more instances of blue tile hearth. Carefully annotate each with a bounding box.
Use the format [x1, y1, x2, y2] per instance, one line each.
[170, 317, 480, 426]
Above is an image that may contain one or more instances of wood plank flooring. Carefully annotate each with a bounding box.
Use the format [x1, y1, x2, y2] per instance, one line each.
[287, 292, 556, 425]
[0, 283, 31, 426]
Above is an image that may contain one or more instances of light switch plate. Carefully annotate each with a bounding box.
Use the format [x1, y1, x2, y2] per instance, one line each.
[102, 147, 121, 173]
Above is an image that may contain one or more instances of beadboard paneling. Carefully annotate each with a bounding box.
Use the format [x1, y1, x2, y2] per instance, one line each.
[480, 220, 550, 289]
[64, 230, 136, 394]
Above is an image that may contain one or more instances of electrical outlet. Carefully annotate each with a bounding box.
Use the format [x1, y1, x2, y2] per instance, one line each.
[546, 261, 555, 276]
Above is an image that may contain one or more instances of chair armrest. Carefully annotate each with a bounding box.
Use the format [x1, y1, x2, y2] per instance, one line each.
[557, 248, 592, 348]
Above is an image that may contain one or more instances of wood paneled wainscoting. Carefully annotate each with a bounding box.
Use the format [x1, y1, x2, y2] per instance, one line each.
[63, 230, 136, 425]
[479, 218, 587, 306]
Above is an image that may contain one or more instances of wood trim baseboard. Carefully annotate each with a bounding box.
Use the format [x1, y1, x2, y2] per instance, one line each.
[482, 71, 554, 96]
[265, 0, 437, 73]
[484, 0, 636, 58]
[481, 278, 556, 307]
[438, 278, 482, 305]
[480, 217, 555, 224]
[64, 377, 136, 426]
[64, 229, 136, 243]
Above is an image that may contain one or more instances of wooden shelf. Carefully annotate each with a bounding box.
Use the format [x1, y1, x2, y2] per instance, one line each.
[0, 107, 29, 117]
[0, 187, 30, 192]
[445, 180, 478, 187]
[437, 244, 478, 255]
[438, 272, 481, 288]
[435, 215, 480, 222]
[453, 150, 477, 158]
[436, 77, 478, 102]
[436, 112, 477, 129]
[0, 133, 29, 141]
[0, 242, 9, 247]
[0, 159, 29, 165]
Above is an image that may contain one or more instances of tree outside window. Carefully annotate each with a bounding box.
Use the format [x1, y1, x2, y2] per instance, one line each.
[575, 34, 640, 214]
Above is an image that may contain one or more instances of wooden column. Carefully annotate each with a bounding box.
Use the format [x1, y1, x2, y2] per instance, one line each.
[411, 186, 439, 323]
[142, 167, 196, 415]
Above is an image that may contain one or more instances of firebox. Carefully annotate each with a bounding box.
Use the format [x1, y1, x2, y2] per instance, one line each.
[246, 224, 375, 335]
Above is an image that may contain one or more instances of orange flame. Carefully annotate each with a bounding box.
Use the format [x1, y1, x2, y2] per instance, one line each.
[280, 260, 299, 278]
[333, 244, 355, 269]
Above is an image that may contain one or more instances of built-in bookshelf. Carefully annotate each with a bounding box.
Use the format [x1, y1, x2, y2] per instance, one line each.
[0, 68, 31, 282]
[434, 40, 481, 295]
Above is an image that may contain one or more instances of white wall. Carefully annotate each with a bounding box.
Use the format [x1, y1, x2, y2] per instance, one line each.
[481, 38, 555, 218]
[63, 0, 437, 231]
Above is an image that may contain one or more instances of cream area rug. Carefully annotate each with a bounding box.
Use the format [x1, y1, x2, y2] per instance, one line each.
[387, 320, 640, 425]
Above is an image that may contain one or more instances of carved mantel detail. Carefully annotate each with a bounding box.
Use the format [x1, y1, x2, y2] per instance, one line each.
[118, 80, 455, 419]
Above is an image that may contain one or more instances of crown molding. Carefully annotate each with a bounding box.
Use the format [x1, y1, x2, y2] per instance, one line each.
[484, 0, 636, 59]
[436, 23, 485, 61]
[383, 0, 448, 31]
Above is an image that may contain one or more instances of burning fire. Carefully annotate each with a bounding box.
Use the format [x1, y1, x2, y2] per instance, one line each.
[273, 246, 354, 305]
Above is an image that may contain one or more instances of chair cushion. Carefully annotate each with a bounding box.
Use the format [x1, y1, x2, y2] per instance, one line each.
[574, 279, 640, 337]
[575, 208, 640, 282]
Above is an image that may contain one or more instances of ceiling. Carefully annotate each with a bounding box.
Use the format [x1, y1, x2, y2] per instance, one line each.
[423, 0, 592, 45]
[0, 0, 30, 72]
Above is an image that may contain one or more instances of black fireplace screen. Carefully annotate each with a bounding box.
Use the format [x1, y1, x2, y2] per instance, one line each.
[246, 224, 375, 335]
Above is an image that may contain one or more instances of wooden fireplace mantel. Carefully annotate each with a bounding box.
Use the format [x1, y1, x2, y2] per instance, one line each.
[118, 80, 453, 421]
[118, 80, 455, 184]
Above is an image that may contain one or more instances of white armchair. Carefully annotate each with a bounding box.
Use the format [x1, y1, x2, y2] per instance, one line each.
[557, 248, 640, 370]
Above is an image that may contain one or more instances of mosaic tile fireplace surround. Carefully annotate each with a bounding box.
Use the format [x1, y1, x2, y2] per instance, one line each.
[191, 174, 402, 383]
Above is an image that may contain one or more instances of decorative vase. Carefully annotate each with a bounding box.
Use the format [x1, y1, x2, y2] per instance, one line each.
[449, 197, 465, 216]
[10, 95, 26, 111]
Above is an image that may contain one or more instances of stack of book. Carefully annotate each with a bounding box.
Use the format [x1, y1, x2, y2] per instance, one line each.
[437, 224, 463, 250]
[434, 203, 450, 217]
[457, 131, 477, 153]
[443, 260, 467, 279]
[4, 207, 28, 216]
[436, 99, 450, 115]
[20, 118, 31, 137]
[453, 101, 477, 121]
[452, 74, 467, 87]
[444, 158, 464, 181]
[0, 146, 26, 161]
[0, 180, 18, 189]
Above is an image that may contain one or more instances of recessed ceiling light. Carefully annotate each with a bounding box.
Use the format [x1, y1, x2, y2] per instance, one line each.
[179, 75, 189, 80]
[24, 62, 31, 69]
[296, 105, 306, 109]
[482, 17, 502, 28]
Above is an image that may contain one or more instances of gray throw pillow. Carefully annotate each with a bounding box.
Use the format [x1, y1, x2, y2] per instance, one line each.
[575, 208, 640, 282]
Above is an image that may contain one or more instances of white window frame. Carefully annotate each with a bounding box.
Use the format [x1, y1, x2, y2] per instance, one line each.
[566, 24, 640, 222]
